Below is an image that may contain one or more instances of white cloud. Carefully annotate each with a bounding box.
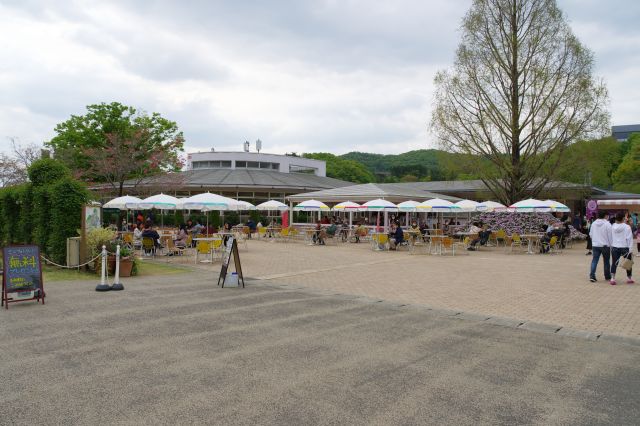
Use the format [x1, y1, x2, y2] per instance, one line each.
[0, 0, 637, 157]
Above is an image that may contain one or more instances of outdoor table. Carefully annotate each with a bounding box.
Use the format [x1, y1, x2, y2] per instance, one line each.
[454, 231, 479, 243]
[520, 234, 542, 254]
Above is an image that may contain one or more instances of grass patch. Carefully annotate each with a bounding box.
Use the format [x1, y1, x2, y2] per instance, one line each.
[43, 265, 96, 282]
[42, 259, 192, 282]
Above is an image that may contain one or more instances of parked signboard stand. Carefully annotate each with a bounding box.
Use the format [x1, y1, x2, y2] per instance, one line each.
[217, 236, 245, 288]
[2, 245, 45, 309]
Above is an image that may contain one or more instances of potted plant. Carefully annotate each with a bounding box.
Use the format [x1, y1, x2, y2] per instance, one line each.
[86, 228, 117, 273]
[106, 240, 136, 277]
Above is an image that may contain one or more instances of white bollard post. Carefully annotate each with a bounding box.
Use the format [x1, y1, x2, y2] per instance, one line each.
[95, 245, 111, 291]
[111, 244, 124, 291]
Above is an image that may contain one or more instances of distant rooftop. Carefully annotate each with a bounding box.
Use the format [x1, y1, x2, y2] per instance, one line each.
[611, 124, 640, 141]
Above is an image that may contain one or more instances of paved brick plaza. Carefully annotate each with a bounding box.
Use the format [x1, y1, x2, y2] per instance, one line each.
[169, 237, 640, 339]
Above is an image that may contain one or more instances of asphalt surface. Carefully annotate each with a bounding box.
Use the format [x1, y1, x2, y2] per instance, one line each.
[1, 271, 639, 425]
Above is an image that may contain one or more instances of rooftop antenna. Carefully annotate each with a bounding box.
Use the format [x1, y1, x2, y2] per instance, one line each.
[256, 139, 262, 153]
[244, 141, 250, 152]
[210, 147, 215, 152]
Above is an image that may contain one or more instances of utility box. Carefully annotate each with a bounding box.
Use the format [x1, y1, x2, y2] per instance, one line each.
[67, 237, 81, 267]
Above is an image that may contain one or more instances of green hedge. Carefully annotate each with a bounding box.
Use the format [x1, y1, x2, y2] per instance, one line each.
[0, 159, 90, 264]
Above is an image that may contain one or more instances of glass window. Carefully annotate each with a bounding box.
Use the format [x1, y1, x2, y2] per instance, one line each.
[220, 161, 231, 168]
[236, 161, 246, 168]
[271, 163, 280, 170]
[247, 161, 259, 168]
[259, 162, 271, 169]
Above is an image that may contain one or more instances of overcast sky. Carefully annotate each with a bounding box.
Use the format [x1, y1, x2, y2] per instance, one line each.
[1, 0, 638, 156]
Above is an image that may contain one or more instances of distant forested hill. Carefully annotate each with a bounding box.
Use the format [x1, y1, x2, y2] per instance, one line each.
[303, 135, 638, 192]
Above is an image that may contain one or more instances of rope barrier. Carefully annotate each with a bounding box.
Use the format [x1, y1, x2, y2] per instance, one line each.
[40, 252, 108, 269]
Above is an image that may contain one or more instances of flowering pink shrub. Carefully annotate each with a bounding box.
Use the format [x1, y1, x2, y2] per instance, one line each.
[476, 212, 586, 239]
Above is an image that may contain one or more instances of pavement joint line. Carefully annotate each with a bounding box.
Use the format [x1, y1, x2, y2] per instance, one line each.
[260, 280, 640, 346]
[252, 258, 398, 281]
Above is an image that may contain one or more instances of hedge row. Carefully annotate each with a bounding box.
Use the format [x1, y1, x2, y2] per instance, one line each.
[0, 159, 90, 264]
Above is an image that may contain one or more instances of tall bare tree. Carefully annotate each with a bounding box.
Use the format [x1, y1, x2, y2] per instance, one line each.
[431, 0, 609, 204]
[0, 138, 41, 187]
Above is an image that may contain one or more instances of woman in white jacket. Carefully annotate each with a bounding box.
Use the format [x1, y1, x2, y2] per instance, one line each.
[610, 212, 634, 285]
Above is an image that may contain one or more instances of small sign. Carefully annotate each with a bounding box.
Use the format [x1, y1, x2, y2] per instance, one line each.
[217, 237, 244, 288]
[2, 245, 45, 309]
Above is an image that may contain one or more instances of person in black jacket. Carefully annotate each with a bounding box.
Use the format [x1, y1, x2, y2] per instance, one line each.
[389, 221, 404, 250]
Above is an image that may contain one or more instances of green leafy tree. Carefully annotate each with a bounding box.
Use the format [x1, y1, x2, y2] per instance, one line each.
[554, 137, 624, 188]
[612, 133, 640, 193]
[303, 153, 375, 183]
[431, 0, 609, 204]
[46, 102, 184, 196]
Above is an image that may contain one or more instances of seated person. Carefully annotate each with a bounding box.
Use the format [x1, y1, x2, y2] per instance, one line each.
[174, 224, 188, 248]
[354, 223, 367, 243]
[133, 223, 143, 248]
[246, 218, 256, 238]
[389, 222, 404, 250]
[409, 221, 421, 242]
[419, 221, 430, 237]
[340, 222, 350, 242]
[141, 224, 161, 250]
[326, 221, 338, 237]
[312, 221, 326, 245]
[467, 222, 489, 250]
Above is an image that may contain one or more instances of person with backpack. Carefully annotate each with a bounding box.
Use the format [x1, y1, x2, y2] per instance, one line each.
[610, 212, 634, 285]
[589, 211, 612, 283]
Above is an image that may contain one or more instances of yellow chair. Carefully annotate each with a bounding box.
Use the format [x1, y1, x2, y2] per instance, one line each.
[371, 233, 389, 251]
[258, 227, 267, 238]
[142, 237, 155, 257]
[195, 240, 214, 263]
[495, 229, 507, 247]
[441, 237, 456, 256]
[509, 234, 525, 253]
[277, 227, 290, 243]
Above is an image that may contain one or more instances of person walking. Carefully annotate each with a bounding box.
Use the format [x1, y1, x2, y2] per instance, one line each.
[584, 217, 592, 255]
[589, 211, 612, 283]
[610, 212, 634, 285]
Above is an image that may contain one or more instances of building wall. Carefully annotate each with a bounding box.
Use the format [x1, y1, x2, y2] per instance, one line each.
[186, 152, 326, 176]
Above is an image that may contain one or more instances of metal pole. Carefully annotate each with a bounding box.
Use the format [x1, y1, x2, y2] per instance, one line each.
[95, 245, 110, 291]
[111, 244, 124, 291]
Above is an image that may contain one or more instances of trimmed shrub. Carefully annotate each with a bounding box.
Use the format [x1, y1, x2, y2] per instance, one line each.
[48, 178, 90, 263]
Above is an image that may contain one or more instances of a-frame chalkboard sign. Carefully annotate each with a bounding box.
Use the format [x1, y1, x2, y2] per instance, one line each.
[217, 236, 245, 288]
[2, 245, 46, 309]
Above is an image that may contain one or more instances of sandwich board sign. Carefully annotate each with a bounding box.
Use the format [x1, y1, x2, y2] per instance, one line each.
[2, 245, 45, 309]
[217, 236, 245, 288]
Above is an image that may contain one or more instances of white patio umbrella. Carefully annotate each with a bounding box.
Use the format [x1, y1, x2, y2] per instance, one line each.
[332, 201, 361, 211]
[332, 201, 361, 227]
[476, 201, 507, 212]
[417, 198, 458, 212]
[360, 199, 398, 232]
[183, 192, 240, 235]
[255, 200, 288, 211]
[104, 195, 142, 210]
[293, 200, 330, 211]
[417, 198, 459, 231]
[182, 192, 238, 211]
[235, 200, 256, 211]
[543, 200, 571, 213]
[454, 200, 480, 212]
[135, 193, 183, 229]
[137, 193, 181, 210]
[397, 200, 420, 226]
[104, 195, 143, 228]
[509, 198, 551, 213]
